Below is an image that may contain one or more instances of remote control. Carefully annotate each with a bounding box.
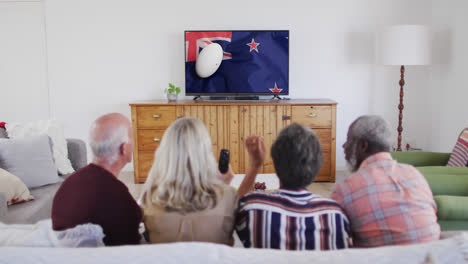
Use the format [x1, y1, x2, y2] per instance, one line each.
[218, 149, 230, 174]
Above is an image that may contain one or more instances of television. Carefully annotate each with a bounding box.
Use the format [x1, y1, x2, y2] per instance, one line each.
[185, 30, 289, 98]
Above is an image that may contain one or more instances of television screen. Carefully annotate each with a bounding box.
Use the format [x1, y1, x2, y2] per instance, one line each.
[185, 30, 289, 96]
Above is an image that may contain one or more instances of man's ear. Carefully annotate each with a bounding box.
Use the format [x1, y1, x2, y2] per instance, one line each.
[357, 139, 369, 155]
[119, 143, 126, 155]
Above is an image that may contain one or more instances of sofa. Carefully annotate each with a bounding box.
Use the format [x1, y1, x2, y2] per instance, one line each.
[0, 232, 466, 264]
[391, 151, 468, 231]
[0, 127, 87, 224]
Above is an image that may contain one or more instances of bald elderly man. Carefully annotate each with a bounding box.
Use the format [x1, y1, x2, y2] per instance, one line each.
[52, 113, 142, 246]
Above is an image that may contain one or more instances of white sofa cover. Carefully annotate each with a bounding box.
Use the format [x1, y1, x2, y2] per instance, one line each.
[0, 233, 467, 264]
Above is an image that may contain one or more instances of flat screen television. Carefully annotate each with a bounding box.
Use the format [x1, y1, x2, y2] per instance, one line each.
[185, 30, 289, 97]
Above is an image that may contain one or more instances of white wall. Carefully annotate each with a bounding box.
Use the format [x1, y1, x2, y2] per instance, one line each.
[0, 0, 49, 122]
[423, 0, 468, 152]
[1, 0, 435, 171]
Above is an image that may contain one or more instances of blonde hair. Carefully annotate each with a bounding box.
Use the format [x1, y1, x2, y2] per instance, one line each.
[140, 117, 219, 213]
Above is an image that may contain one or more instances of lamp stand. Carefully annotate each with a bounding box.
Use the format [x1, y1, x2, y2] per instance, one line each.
[397, 65, 405, 151]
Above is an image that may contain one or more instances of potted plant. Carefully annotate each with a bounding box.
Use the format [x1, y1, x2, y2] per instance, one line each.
[164, 83, 181, 101]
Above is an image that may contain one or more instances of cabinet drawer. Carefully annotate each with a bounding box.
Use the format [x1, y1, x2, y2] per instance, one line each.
[138, 151, 155, 181]
[292, 106, 332, 128]
[137, 106, 176, 129]
[138, 130, 165, 151]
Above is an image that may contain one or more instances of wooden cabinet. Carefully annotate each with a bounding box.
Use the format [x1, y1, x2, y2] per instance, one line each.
[130, 99, 337, 184]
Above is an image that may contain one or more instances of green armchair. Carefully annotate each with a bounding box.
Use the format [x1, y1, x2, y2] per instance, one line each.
[391, 151, 468, 231]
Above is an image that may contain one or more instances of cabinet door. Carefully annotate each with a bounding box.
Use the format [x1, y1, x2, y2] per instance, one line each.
[138, 151, 154, 183]
[239, 105, 291, 174]
[291, 105, 334, 182]
[176, 105, 240, 173]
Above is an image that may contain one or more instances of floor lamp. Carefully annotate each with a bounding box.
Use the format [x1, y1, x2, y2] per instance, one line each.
[379, 25, 431, 151]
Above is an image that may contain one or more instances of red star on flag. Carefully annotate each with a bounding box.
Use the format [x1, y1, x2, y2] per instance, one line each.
[269, 83, 283, 93]
[246, 38, 260, 53]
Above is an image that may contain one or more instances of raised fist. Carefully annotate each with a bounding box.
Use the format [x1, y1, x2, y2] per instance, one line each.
[245, 136, 266, 169]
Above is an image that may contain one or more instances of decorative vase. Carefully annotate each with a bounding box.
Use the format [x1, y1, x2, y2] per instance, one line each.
[167, 93, 178, 102]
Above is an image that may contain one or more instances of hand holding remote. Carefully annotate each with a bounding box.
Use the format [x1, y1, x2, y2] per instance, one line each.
[218, 149, 230, 174]
[217, 149, 234, 184]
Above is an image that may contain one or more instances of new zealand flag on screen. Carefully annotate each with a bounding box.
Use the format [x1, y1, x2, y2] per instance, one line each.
[185, 31, 289, 95]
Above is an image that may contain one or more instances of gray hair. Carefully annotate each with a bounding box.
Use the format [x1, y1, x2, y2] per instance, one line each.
[89, 123, 129, 163]
[349, 115, 392, 152]
[140, 117, 219, 213]
[271, 123, 323, 188]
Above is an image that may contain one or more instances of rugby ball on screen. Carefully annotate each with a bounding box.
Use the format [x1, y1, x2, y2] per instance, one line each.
[195, 43, 223, 78]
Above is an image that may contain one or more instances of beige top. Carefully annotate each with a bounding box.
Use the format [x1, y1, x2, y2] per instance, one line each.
[143, 185, 238, 245]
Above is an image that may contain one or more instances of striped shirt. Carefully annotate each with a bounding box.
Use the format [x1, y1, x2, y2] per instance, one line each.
[235, 188, 351, 250]
[331, 152, 441, 247]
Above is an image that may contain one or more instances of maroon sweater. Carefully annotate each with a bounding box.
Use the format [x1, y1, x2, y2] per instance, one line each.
[52, 164, 142, 246]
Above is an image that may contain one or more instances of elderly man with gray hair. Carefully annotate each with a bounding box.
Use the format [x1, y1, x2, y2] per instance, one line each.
[52, 113, 142, 246]
[331, 115, 440, 248]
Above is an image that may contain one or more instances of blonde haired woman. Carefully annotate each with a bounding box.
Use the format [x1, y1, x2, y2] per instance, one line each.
[140, 117, 265, 245]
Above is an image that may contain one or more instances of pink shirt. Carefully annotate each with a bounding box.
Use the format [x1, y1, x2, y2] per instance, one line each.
[331, 152, 440, 247]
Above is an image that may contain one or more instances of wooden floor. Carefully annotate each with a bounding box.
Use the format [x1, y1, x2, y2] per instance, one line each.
[119, 171, 346, 200]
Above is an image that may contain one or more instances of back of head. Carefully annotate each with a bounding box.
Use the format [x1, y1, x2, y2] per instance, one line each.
[141, 117, 218, 213]
[349, 115, 392, 154]
[89, 113, 131, 164]
[271, 123, 323, 188]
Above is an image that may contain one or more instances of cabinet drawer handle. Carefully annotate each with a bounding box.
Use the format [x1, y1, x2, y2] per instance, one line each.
[152, 114, 161, 118]
[308, 112, 317, 118]
[153, 138, 161, 142]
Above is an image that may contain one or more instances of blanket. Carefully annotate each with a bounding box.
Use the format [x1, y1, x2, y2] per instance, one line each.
[0, 219, 104, 248]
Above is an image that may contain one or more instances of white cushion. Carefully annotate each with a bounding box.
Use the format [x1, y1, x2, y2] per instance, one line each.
[0, 135, 61, 188]
[0, 168, 34, 205]
[6, 120, 74, 175]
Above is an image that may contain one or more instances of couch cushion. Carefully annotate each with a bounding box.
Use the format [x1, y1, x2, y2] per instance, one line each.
[0, 168, 34, 205]
[416, 167, 468, 196]
[438, 220, 468, 231]
[0, 135, 62, 189]
[6, 120, 75, 175]
[435, 195, 468, 221]
[417, 166, 468, 175]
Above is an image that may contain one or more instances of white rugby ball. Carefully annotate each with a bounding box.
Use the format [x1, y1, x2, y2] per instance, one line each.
[195, 43, 223, 78]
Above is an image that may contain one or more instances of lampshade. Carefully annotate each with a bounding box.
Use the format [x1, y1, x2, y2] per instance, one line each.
[379, 25, 431, 65]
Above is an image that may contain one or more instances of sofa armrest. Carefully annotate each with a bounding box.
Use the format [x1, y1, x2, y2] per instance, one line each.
[67, 138, 87, 171]
[0, 127, 7, 138]
[0, 192, 7, 219]
[391, 152, 451, 167]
